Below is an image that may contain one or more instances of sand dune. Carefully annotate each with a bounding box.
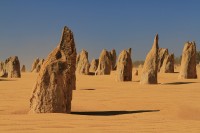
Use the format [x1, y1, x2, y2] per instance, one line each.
[0, 67, 200, 132]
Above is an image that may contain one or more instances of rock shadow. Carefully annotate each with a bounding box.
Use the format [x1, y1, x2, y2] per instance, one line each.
[88, 72, 95, 75]
[0, 79, 16, 81]
[163, 82, 197, 85]
[173, 72, 179, 73]
[80, 88, 96, 91]
[71, 110, 160, 116]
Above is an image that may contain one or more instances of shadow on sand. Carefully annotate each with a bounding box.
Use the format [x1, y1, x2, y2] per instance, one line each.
[173, 72, 179, 73]
[71, 110, 160, 116]
[88, 72, 95, 75]
[163, 82, 197, 85]
[0, 79, 16, 81]
[80, 88, 96, 91]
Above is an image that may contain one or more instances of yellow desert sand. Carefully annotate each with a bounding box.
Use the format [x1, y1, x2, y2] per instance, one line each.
[0, 67, 200, 132]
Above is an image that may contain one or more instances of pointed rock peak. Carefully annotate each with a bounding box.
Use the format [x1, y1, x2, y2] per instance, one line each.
[63, 26, 71, 33]
[81, 49, 87, 53]
[64, 26, 68, 30]
[80, 49, 88, 57]
[111, 49, 116, 52]
[184, 41, 196, 51]
[110, 49, 116, 54]
[110, 49, 116, 55]
[59, 26, 75, 55]
[159, 48, 168, 51]
[152, 34, 159, 49]
[127, 48, 132, 55]
[61, 26, 72, 40]
[155, 33, 159, 40]
[101, 49, 108, 54]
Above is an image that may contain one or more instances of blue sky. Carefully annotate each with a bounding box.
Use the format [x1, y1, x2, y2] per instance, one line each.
[0, 0, 200, 69]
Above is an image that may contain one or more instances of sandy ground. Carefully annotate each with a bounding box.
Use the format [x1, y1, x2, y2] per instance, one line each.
[0, 67, 200, 133]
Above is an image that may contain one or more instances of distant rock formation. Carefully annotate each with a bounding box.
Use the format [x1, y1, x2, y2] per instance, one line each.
[0, 61, 3, 71]
[0, 61, 5, 77]
[134, 69, 138, 76]
[160, 54, 174, 73]
[31, 58, 44, 73]
[158, 48, 169, 72]
[138, 64, 143, 69]
[2, 56, 21, 78]
[109, 49, 117, 70]
[76, 49, 90, 75]
[89, 59, 99, 73]
[21, 65, 26, 72]
[116, 50, 132, 81]
[178, 41, 197, 79]
[30, 26, 76, 113]
[31, 58, 40, 72]
[35, 59, 44, 73]
[140, 34, 159, 84]
[95, 49, 112, 75]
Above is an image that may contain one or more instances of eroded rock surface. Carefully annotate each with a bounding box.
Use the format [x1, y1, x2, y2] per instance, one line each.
[160, 54, 174, 73]
[116, 50, 132, 81]
[95, 49, 111, 75]
[89, 59, 99, 73]
[2, 56, 21, 78]
[76, 50, 90, 75]
[109, 49, 117, 70]
[29, 26, 76, 113]
[21, 65, 26, 72]
[178, 41, 197, 79]
[158, 48, 169, 72]
[140, 34, 159, 84]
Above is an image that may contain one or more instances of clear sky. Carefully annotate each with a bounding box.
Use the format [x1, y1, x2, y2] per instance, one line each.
[0, 0, 200, 69]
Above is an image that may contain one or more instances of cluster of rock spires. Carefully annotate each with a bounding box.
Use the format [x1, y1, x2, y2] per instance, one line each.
[74, 33, 181, 85]
[74, 33, 197, 85]
[139, 34, 178, 84]
[158, 48, 175, 73]
[29, 26, 76, 113]
[28, 25, 135, 114]
[75, 48, 132, 78]
[0, 25, 197, 114]
[31, 58, 45, 73]
[0, 56, 21, 78]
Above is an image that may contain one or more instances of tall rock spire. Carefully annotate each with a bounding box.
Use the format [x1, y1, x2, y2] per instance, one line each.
[30, 26, 76, 113]
[140, 34, 159, 84]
